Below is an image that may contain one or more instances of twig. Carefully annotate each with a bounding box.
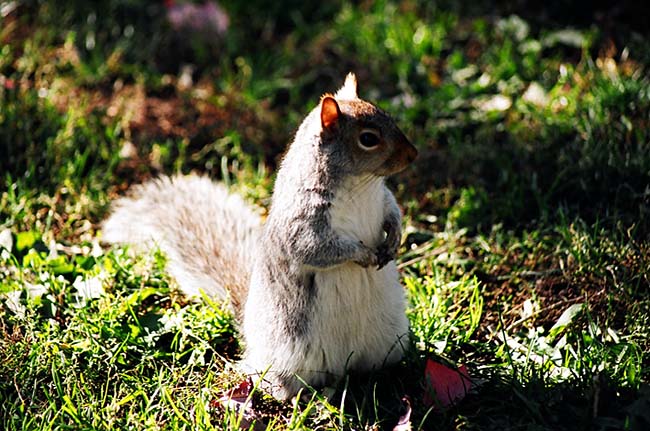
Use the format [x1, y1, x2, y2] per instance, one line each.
[397, 245, 448, 269]
[477, 268, 563, 282]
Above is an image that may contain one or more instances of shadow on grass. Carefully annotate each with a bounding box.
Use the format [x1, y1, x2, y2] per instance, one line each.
[331, 360, 650, 431]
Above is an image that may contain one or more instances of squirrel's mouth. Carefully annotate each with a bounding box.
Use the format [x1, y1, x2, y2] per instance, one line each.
[376, 140, 418, 176]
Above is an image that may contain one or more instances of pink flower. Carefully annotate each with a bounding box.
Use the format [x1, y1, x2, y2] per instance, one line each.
[166, 1, 229, 36]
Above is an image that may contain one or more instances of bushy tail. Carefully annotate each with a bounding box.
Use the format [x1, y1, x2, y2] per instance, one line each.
[102, 175, 262, 313]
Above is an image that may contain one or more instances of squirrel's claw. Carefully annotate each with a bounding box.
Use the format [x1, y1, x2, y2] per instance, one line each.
[376, 219, 400, 269]
[375, 243, 395, 270]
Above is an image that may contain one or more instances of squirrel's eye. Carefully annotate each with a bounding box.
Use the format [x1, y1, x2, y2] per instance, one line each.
[358, 130, 381, 150]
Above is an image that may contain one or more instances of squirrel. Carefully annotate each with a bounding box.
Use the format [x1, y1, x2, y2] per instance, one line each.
[103, 73, 418, 400]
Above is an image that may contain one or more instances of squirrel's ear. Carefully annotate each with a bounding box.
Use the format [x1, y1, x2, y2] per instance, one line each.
[320, 96, 340, 130]
[335, 72, 358, 100]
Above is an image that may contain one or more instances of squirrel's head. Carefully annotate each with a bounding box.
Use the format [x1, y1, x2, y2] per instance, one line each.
[318, 73, 417, 177]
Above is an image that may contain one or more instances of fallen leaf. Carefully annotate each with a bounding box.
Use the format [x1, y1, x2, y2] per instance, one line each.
[219, 378, 254, 410]
[73, 275, 105, 306]
[0, 228, 12, 260]
[0, 228, 12, 251]
[2, 290, 25, 318]
[522, 82, 549, 107]
[548, 303, 583, 339]
[393, 396, 412, 431]
[473, 94, 512, 112]
[423, 359, 471, 408]
[217, 378, 266, 431]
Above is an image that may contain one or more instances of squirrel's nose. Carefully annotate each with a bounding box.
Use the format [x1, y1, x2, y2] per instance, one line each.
[405, 142, 418, 164]
[395, 130, 417, 165]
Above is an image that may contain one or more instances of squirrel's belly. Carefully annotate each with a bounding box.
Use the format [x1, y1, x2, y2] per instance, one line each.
[309, 262, 409, 374]
[241, 262, 408, 399]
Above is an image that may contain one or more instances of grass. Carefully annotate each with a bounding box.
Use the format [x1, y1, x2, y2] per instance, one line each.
[1, 0, 649, 429]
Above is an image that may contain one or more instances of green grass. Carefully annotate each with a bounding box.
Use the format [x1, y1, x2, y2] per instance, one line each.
[2, 0, 650, 429]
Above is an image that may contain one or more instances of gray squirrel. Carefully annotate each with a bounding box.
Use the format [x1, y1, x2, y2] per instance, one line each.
[103, 73, 418, 400]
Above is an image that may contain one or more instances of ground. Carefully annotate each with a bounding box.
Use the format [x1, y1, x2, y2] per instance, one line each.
[1, 1, 649, 430]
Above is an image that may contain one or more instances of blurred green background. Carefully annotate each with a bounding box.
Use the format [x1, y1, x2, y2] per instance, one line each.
[2, 0, 649, 233]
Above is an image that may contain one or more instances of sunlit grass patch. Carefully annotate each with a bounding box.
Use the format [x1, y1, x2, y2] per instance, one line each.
[0, 243, 241, 429]
[406, 271, 483, 353]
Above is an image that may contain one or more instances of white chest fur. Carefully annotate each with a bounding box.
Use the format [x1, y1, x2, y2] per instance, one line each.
[306, 176, 409, 376]
[329, 176, 385, 247]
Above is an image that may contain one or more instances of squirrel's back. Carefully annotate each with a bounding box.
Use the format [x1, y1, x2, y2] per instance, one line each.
[102, 175, 261, 313]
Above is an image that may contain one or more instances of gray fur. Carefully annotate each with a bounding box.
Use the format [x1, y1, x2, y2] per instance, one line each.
[241, 83, 417, 399]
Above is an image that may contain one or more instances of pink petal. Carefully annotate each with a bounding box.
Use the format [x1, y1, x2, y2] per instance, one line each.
[423, 359, 471, 408]
[393, 396, 413, 431]
[219, 377, 253, 405]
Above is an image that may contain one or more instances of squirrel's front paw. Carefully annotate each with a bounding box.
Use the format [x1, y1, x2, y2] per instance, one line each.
[375, 243, 395, 269]
[353, 243, 378, 268]
[376, 221, 400, 269]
